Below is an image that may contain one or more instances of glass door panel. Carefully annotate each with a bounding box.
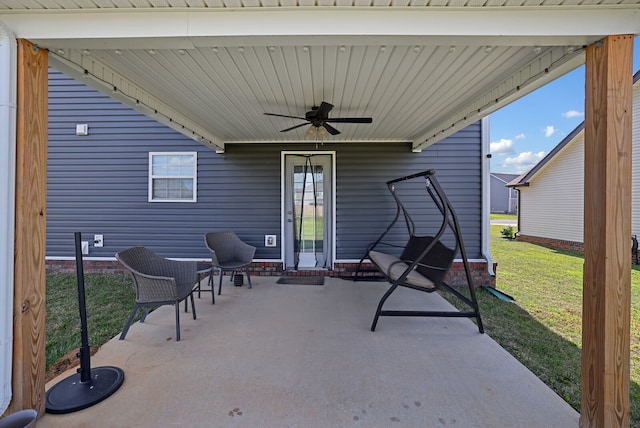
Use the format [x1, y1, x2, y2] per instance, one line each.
[293, 164, 324, 267]
[284, 154, 333, 270]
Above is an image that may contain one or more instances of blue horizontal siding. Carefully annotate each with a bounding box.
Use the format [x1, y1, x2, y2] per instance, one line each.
[47, 68, 483, 262]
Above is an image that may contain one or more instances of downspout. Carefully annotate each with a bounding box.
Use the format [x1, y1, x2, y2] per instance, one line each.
[0, 21, 16, 415]
[481, 116, 495, 278]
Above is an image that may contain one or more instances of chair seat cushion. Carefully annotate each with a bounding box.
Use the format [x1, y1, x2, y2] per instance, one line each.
[369, 250, 436, 290]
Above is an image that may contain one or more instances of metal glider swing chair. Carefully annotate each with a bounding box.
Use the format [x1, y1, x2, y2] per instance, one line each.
[354, 169, 484, 333]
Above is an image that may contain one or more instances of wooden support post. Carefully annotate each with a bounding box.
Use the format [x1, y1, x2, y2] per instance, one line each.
[581, 35, 633, 428]
[9, 39, 48, 416]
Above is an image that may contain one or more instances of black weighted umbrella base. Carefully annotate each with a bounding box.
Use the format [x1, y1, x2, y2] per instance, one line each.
[45, 366, 124, 414]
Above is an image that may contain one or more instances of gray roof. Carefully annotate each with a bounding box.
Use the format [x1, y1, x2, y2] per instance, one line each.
[491, 173, 520, 185]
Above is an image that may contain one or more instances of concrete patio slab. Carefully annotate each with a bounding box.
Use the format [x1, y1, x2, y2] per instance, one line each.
[39, 276, 579, 427]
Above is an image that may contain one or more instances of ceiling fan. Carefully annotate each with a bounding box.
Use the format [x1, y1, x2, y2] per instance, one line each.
[264, 101, 372, 136]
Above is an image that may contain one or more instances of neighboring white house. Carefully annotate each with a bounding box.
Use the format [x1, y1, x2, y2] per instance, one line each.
[490, 172, 519, 213]
[508, 70, 640, 252]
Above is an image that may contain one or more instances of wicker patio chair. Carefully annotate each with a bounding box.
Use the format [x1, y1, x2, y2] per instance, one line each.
[204, 232, 256, 295]
[116, 246, 197, 341]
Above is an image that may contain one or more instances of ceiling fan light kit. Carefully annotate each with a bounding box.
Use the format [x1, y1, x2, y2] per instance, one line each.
[306, 125, 327, 141]
[305, 125, 316, 140]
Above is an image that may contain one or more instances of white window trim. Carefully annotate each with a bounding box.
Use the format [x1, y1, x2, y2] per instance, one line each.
[148, 151, 197, 203]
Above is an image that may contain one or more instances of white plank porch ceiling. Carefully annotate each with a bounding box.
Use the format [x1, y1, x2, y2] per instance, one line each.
[1, 1, 639, 152]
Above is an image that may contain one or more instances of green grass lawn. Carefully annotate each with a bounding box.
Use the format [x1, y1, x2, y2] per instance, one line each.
[490, 213, 518, 221]
[485, 225, 640, 425]
[46, 273, 136, 370]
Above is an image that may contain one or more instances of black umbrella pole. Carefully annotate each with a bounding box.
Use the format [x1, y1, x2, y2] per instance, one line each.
[74, 231, 92, 383]
[45, 232, 125, 414]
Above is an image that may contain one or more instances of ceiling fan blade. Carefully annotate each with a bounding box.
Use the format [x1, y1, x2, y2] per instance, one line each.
[280, 122, 310, 132]
[325, 117, 373, 123]
[264, 112, 307, 120]
[322, 122, 341, 135]
[316, 102, 334, 118]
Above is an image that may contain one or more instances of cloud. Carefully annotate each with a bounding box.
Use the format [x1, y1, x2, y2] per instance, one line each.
[544, 126, 555, 138]
[490, 138, 515, 155]
[514, 133, 525, 140]
[562, 110, 584, 119]
[501, 151, 546, 173]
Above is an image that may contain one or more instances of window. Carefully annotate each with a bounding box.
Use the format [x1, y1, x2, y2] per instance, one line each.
[149, 152, 197, 202]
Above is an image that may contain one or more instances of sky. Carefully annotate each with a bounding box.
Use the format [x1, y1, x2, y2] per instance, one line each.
[490, 39, 640, 176]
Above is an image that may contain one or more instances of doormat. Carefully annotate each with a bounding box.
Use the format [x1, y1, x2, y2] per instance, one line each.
[277, 276, 325, 286]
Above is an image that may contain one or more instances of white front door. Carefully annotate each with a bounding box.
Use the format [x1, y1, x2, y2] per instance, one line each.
[283, 153, 333, 270]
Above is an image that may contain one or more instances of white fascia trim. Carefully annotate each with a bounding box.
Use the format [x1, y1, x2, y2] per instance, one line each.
[0, 20, 16, 416]
[481, 116, 495, 277]
[1, 9, 638, 41]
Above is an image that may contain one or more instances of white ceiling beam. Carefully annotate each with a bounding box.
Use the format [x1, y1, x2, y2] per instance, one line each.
[2, 9, 638, 44]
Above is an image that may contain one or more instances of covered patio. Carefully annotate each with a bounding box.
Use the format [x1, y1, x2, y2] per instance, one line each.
[1, 3, 638, 427]
[39, 276, 578, 427]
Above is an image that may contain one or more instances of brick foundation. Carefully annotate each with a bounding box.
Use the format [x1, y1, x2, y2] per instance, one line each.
[516, 234, 640, 266]
[46, 259, 495, 288]
[46, 259, 126, 275]
[515, 234, 584, 254]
